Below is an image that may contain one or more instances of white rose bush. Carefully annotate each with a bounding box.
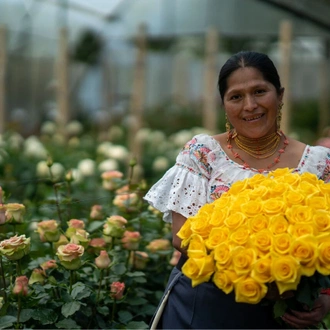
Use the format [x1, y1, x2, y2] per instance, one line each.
[0, 125, 178, 329]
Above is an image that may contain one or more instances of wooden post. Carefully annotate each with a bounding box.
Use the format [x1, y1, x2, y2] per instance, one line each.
[56, 27, 70, 133]
[172, 52, 188, 106]
[278, 20, 292, 135]
[318, 40, 330, 137]
[0, 26, 7, 135]
[202, 27, 219, 133]
[128, 23, 147, 163]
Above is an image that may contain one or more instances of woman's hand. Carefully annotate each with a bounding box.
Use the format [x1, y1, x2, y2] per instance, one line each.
[282, 294, 330, 329]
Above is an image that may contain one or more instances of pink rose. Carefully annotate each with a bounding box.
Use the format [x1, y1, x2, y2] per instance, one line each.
[89, 237, 107, 251]
[110, 281, 125, 300]
[95, 250, 111, 269]
[101, 171, 124, 190]
[40, 259, 57, 271]
[4, 203, 26, 224]
[169, 250, 181, 266]
[90, 205, 104, 220]
[29, 268, 46, 285]
[113, 193, 139, 212]
[146, 238, 171, 253]
[121, 231, 141, 250]
[67, 219, 85, 229]
[56, 243, 84, 270]
[103, 215, 127, 238]
[13, 276, 29, 296]
[130, 251, 149, 270]
[0, 235, 30, 260]
[37, 220, 60, 242]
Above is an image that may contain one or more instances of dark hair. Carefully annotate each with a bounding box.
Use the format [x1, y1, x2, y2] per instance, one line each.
[218, 51, 282, 102]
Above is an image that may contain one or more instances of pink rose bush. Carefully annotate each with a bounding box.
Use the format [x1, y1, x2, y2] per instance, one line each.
[0, 235, 30, 260]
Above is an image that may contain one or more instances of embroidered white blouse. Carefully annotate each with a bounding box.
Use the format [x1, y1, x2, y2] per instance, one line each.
[144, 134, 330, 223]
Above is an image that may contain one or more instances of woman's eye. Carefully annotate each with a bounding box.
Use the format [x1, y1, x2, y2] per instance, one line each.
[255, 89, 266, 95]
[230, 95, 240, 100]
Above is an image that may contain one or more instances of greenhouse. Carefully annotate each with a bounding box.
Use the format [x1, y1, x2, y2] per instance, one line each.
[0, 0, 330, 329]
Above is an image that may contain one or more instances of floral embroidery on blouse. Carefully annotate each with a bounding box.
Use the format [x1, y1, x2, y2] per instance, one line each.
[181, 138, 212, 175]
[320, 152, 330, 182]
[210, 184, 230, 200]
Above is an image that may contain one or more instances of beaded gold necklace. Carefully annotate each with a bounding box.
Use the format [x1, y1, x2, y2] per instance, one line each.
[227, 130, 289, 172]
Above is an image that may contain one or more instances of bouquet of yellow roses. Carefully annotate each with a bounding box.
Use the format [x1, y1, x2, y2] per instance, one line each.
[177, 168, 330, 311]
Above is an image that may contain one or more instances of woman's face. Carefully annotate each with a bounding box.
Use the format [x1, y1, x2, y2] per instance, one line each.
[223, 67, 284, 139]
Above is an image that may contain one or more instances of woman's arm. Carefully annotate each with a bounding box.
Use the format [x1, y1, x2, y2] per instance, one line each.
[171, 211, 188, 255]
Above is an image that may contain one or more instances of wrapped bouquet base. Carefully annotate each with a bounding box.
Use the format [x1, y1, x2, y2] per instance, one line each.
[177, 168, 330, 306]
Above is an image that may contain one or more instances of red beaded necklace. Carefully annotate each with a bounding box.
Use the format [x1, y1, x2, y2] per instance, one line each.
[227, 130, 289, 173]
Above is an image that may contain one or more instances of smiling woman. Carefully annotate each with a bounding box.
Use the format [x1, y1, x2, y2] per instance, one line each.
[144, 51, 330, 329]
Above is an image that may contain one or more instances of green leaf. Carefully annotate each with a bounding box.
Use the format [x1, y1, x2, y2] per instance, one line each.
[19, 309, 34, 322]
[96, 305, 109, 316]
[118, 310, 133, 323]
[31, 309, 58, 325]
[126, 271, 145, 277]
[61, 301, 81, 318]
[87, 221, 104, 232]
[0, 315, 16, 329]
[132, 277, 147, 283]
[56, 318, 81, 329]
[126, 321, 149, 329]
[126, 297, 148, 306]
[112, 263, 127, 275]
[273, 300, 287, 319]
[71, 282, 86, 299]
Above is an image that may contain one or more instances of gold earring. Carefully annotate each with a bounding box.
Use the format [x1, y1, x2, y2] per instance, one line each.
[225, 114, 231, 133]
[277, 103, 283, 132]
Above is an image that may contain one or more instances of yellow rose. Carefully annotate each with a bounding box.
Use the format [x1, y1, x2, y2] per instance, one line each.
[248, 215, 269, 233]
[240, 200, 263, 217]
[248, 186, 269, 200]
[182, 255, 215, 287]
[229, 226, 250, 246]
[306, 196, 328, 210]
[263, 198, 286, 215]
[230, 196, 250, 211]
[251, 256, 273, 283]
[271, 255, 301, 294]
[205, 227, 230, 250]
[214, 194, 232, 209]
[297, 181, 320, 196]
[209, 207, 228, 227]
[246, 173, 267, 188]
[227, 179, 248, 196]
[190, 215, 212, 238]
[268, 182, 290, 198]
[250, 229, 273, 257]
[300, 172, 321, 185]
[232, 246, 256, 276]
[269, 215, 289, 235]
[280, 172, 301, 187]
[313, 210, 330, 233]
[234, 276, 268, 304]
[316, 240, 330, 276]
[285, 205, 313, 224]
[187, 234, 207, 259]
[271, 233, 291, 255]
[213, 242, 232, 269]
[268, 167, 292, 178]
[213, 269, 238, 294]
[288, 223, 315, 238]
[224, 212, 246, 231]
[289, 235, 317, 277]
[284, 189, 305, 206]
[177, 218, 193, 247]
[319, 182, 330, 195]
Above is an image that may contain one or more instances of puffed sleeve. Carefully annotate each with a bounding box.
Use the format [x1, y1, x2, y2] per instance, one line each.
[144, 135, 212, 222]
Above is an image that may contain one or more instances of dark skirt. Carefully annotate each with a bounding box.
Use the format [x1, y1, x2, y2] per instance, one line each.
[153, 267, 285, 329]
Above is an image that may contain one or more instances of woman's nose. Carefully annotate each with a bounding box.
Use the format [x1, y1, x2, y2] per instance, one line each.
[243, 95, 257, 111]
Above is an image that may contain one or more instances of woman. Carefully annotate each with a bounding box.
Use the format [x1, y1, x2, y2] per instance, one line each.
[144, 51, 330, 329]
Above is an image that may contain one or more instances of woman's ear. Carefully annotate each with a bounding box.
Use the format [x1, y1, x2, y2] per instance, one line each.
[279, 87, 285, 101]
